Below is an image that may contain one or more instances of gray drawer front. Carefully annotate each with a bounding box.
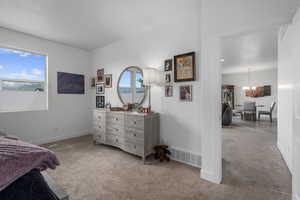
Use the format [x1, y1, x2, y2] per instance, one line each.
[125, 127, 144, 140]
[123, 140, 143, 156]
[126, 115, 144, 130]
[93, 134, 104, 144]
[93, 111, 105, 122]
[106, 134, 124, 148]
[107, 113, 124, 126]
[106, 125, 123, 137]
[93, 124, 105, 133]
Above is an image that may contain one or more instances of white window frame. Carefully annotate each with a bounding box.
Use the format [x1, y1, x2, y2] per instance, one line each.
[0, 45, 48, 112]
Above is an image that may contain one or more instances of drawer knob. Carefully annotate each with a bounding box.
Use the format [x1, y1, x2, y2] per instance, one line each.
[134, 145, 136, 149]
[115, 128, 119, 131]
[134, 121, 137, 124]
[134, 134, 137, 137]
[99, 126, 101, 128]
[115, 118, 119, 121]
[98, 116, 101, 119]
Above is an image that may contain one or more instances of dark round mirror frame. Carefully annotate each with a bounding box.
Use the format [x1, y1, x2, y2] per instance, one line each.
[117, 66, 147, 106]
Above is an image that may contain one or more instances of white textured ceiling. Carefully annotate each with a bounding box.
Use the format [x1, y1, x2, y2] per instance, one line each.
[221, 28, 279, 74]
[0, 0, 200, 50]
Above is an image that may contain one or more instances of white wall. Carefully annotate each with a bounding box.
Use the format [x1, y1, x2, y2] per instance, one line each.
[200, 0, 299, 183]
[222, 69, 278, 117]
[0, 28, 92, 144]
[278, 8, 300, 200]
[91, 4, 202, 157]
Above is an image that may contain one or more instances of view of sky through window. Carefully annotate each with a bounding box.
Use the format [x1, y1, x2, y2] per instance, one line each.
[0, 47, 46, 81]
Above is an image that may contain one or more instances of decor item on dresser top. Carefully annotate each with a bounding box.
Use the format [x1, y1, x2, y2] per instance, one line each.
[104, 74, 112, 88]
[164, 59, 173, 71]
[143, 68, 163, 112]
[97, 68, 104, 82]
[96, 83, 105, 94]
[96, 96, 105, 108]
[165, 85, 173, 97]
[92, 110, 160, 163]
[180, 85, 192, 101]
[117, 66, 146, 108]
[174, 52, 196, 82]
[57, 72, 85, 94]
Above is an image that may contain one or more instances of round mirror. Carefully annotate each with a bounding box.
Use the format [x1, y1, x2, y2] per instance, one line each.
[117, 66, 146, 106]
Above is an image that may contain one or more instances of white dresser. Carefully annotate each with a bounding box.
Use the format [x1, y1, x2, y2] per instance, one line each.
[92, 109, 160, 161]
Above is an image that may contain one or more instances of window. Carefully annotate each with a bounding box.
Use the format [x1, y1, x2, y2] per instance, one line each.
[0, 46, 47, 112]
[0, 47, 46, 91]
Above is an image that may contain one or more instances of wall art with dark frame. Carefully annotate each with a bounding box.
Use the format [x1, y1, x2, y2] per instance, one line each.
[174, 52, 195, 82]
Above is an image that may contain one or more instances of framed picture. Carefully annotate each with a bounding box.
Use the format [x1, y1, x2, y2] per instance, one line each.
[96, 83, 105, 94]
[164, 59, 173, 71]
[97, 68, 104, 82]
[165, 73, 171, 83]
[179, 85, 192, 101]
[57, 72, 85, 94]
[104, 74, 112, 88]
[165, 86, 173, 97]
[96, 96, 105, 108]
[174, 52, 195, 82]
[90, 77, 96, 88]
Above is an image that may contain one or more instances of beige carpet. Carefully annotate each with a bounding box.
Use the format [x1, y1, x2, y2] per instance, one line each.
[43, 120, 291, 200]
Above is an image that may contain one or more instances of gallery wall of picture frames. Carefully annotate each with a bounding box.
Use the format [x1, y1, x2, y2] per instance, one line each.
[94, 68, 113, 108]
[164, 51, 196, 102]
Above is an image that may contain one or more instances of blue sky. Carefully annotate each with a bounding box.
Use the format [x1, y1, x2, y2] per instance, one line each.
[119, 71, 143, 88]
[0, 47, 46, 81]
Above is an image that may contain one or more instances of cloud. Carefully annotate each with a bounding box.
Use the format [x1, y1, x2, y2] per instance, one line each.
[0, 65, 3, 69]
[32, 68, 42, 75]
[0, 48, 31, 57]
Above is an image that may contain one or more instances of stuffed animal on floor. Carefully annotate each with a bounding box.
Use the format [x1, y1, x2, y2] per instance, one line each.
[153, 145, 171, 162]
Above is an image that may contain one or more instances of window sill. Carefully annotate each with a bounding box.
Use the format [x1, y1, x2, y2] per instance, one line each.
[0, 108, 48, 113]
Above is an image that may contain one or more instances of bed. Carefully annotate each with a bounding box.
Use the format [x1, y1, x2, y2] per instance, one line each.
[0, 135, 67, 200]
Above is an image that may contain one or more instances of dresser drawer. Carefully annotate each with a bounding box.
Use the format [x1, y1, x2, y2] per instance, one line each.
[93, 111, 105, 122]
[125, 115, 144, 130]
[106, 134, 124, 148]
[107, 113, 124, 126]
[123, 140, 143, 156]
[125, 127, 144, 141]
[93, 133, 105, 144]
[106, 125, 123, 137]
[93, 123, 105, 133]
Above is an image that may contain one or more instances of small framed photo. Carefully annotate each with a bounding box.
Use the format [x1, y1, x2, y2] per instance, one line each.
[179, 85, 192, 101]
[96, 83, 105, 94]
[96, 96, 105, 108]
[104, 74, 112, 88]
[165, 86, 173, 97]
[90, 77, 96, 88]
[97, 68, 104, 82]
[165, 73, 172, 83]
[164, 59, 173, 71]
[174, 52, 195, 82]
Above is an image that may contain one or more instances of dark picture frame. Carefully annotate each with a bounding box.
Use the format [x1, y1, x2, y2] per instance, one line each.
[165, 86, 173, 97]
[179, 85, 192, 101]
[165, 73, 171, 83]
[97, 68, 104, 82]
[96, 96, 105, 108]
[104, 74, 112, 88]
[164, 59, 173, 71]
[96, 83, 105, 94]
[57, 72, 85, 94]
[174, 52, 195, 82]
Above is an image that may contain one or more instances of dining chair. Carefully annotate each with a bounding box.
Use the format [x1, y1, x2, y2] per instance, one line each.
[243, 101, 257, 121]
[258, 102, 276, 123]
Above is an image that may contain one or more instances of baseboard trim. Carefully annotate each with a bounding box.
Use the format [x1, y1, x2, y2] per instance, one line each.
[200, 170, 222, 184]
[32, 130, 91, 145]
[277, 141, 293, 173]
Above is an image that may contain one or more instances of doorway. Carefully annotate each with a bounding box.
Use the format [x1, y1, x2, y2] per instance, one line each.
[219, 28, 292, 199]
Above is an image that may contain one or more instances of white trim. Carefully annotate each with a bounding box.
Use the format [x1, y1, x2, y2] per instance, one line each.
[0, 108, 48, 113]
[31, 131, 91, 145]
[294, 194, 299, 200]
[277, 141, 293, 173]
[170, 157, 200, 168]
[200, 170, 222, 184]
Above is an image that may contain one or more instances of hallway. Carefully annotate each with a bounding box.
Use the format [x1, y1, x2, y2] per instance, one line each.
[222, 120, 292, 199]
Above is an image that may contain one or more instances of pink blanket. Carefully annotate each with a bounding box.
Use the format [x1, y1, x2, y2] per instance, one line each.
[0, 136, 60, 191]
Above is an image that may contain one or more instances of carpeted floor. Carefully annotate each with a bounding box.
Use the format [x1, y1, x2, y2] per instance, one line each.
[43, 119, 291, 200]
